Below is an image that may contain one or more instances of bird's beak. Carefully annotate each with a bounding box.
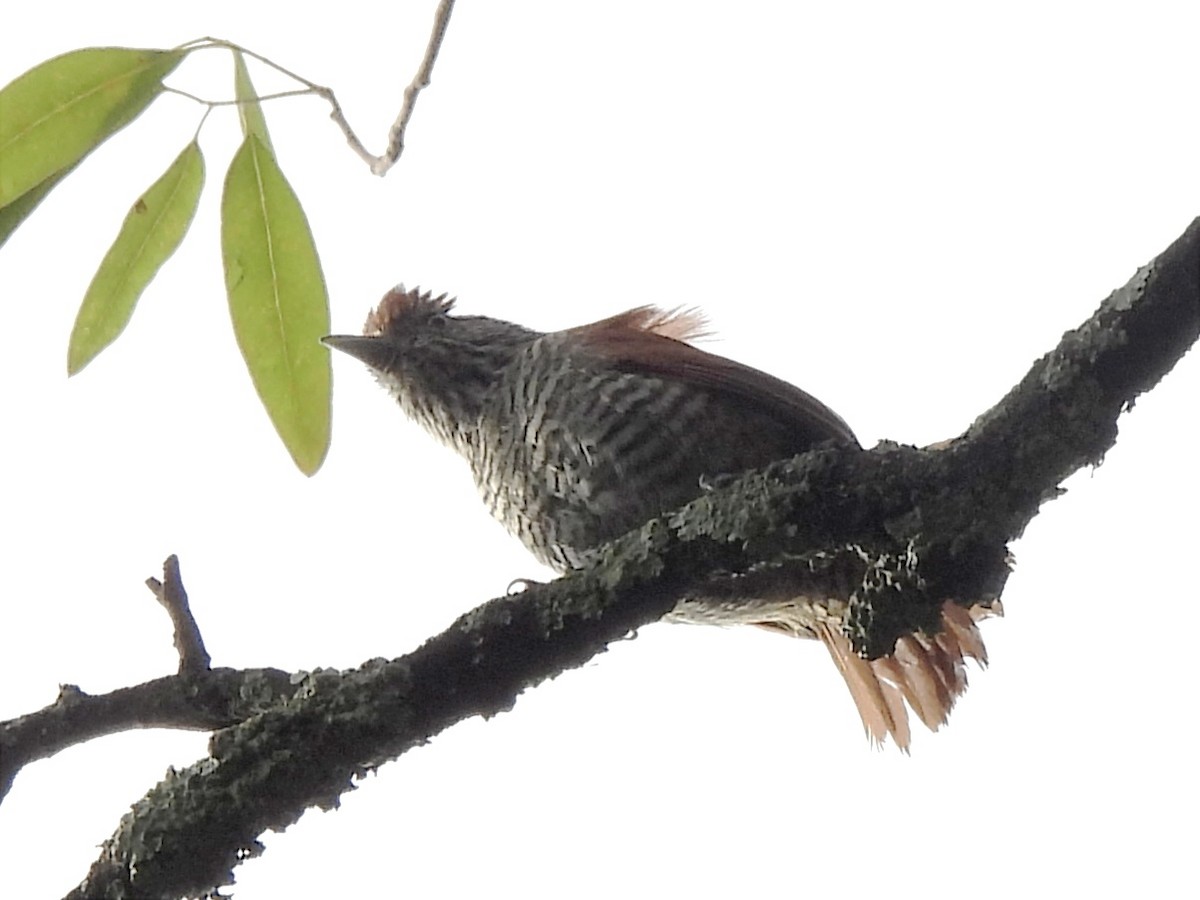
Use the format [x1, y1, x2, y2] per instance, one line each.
[321, 334, 388, 370]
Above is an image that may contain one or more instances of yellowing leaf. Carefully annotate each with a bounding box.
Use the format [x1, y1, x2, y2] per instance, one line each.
[222, 135, 331, 476]
[67, 142, 204, 375]
[232, 50, 274, 155]
[0, 47, 183, 209]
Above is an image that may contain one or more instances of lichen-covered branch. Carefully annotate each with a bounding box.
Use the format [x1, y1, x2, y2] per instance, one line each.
[55, 218, 1200, 897]
[0, 667, 297, 803]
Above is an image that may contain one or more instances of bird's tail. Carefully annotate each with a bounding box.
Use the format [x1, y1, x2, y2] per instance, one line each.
[815, 600, 1001, 751]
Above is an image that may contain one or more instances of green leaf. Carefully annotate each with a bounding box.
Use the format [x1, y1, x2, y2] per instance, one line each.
[0, 162, 79, 250]
[67, 141, 205, 376]
[222, 135, 331, 476]
[0, 47, 184, 209]
[232, 50, 274, 155]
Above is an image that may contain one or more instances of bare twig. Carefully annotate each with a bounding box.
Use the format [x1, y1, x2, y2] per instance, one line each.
[375, 0, 456, 174]
[317, 0, 457, 174]
[176, 1, 456, 175]
[146, 555, 211, 673]
[162, 85, 315, 107]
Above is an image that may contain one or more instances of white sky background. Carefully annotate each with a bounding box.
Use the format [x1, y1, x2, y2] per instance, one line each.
[2, 2, 1198, 897]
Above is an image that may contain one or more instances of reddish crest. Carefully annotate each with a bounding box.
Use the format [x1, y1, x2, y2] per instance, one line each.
[574, 305, 711, 345]
[364, 285, 456, 336]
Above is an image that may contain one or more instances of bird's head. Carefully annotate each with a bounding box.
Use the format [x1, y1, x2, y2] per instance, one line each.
[323, 285, 539, 448]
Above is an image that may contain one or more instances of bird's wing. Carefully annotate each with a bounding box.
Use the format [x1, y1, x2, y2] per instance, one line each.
[570, 306, 859, 447]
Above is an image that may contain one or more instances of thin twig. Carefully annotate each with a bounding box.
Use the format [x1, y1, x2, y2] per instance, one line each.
[146, 555, 211, 674]
[176, 2, 456, 175]
[178, 37, 322, 88]
[310, 0, 456, 174]
[162, 85, 316, 107]
[374, 0, 457, 174]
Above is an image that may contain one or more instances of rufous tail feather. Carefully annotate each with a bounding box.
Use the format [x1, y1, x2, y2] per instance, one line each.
[816, 600, 998, 751]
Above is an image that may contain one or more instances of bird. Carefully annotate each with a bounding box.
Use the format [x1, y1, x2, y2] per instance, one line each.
[323, 285, 994, 749]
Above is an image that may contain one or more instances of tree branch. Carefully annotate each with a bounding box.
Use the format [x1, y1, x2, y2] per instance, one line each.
[320, 0, 456, 175]
[184, 1, 457, 175]
[146, 555, 211, 674]
[0, 667, 297, 803]
[50, 218, 1200, 898]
